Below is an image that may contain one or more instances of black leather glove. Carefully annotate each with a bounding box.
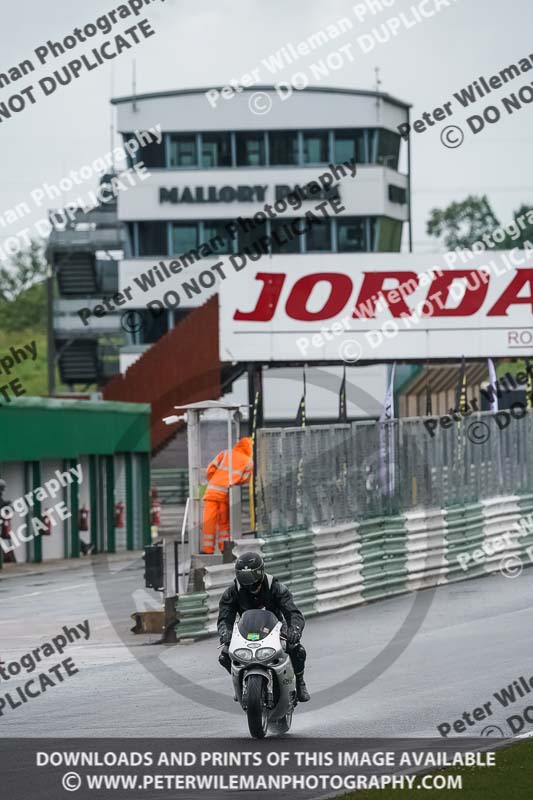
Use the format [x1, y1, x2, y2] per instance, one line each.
[287, 625, 302, 646]
[218, 645, 231, 673]
[219, 629, 232, 646]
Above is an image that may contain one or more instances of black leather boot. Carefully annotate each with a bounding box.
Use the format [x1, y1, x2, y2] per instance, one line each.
[296, 673, 310, 702]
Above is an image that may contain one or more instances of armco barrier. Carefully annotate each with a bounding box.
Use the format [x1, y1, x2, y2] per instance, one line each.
[404, 508, 448, 592]
[443, 501, 485, 582]
[174, 494, 533, 641]
[480, 496, 521, 575]
[517, 493, 533, 558]
[313, 522, 363, 614]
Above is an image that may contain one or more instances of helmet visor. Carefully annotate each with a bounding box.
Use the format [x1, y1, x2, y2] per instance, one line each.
[237, 567, 264, 587]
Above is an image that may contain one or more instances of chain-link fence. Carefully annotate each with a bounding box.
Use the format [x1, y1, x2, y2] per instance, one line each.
[255, 410, 533, 535]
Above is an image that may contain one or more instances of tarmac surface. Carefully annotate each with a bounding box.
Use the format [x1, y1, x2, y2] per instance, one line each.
[1, 552, 533, 740]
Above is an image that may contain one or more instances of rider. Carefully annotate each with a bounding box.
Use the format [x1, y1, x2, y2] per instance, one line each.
[217, 551, 310, 702]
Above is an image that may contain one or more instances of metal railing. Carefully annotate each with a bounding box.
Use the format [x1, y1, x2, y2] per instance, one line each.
[255, 411, 533, 535]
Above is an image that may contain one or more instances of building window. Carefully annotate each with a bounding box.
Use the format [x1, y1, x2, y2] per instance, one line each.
[134, 307, 170, 344]
[376, 217, 402, 251]
[236, 132, 266, 166]
[302, 130, 329, 164]
[138, 138, 166, 168]
[270, 219, 302, 253]
[238, 220, 268, 253]
[388, 184, 407, 204]
[169, 135, 198, 168]
[125, 222, 136, 257]
[333, 130, 366, 164]
[171, 223, 198, 255]
[269, 131, 299, 165]
[337, 218, 366, 252]
[305, 219, 331, 251]
[137, 222, 168, 256]
[123, 133, 166, 169]
[201, 133, 232, 167]
[377, 129, 401, 169]
[202, 220, 234, 254]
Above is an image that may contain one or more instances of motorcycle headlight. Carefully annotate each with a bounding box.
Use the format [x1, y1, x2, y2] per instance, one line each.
[234, 648, 253, 661]
[256, 647, 276, 661]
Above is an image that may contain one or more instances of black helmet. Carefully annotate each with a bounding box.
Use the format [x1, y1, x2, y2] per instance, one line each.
[235, 551, 265, 592]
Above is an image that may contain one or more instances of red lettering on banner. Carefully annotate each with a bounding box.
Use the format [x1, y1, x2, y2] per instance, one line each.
[488, 270, 533, 316]
[424, 270, 489, 316]
[352, 272, 418, 318]
[234, 272, 286, 321]
[232, 269, 533, 323]
[285, 273, 353, 321]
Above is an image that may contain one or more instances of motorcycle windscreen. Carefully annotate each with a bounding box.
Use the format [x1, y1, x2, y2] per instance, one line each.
[238, 609, 279, 641]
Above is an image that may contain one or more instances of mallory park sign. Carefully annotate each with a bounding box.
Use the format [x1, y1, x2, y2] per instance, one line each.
[159, 183, 340, 204]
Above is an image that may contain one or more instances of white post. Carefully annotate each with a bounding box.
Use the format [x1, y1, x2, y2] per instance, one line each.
[187, 409, 202, 555]
[229, 411, 242, 540]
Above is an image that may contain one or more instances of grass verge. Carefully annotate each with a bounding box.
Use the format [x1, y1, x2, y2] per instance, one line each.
[340, 740, 532, 800]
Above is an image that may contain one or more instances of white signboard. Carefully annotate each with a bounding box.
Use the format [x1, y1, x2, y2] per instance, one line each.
[218, 251, 533, 361]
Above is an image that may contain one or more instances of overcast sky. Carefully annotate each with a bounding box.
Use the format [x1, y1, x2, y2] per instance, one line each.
[1, 0, 532, 257]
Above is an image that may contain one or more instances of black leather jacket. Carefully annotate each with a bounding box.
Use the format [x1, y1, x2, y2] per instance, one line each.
[217, 573, 305, 639]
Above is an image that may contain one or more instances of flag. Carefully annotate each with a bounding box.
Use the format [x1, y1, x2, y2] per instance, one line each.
[296, 368, 306, 427]
[487, 358, 503, 487]
[525, 359, 533, 410]
[455, 356, 468, 412]
[380, 362, 396, 423]
[249, 388, 262, 532]
[338, 366, 347, 422]
[425, 361, 432, 416]
[454, 357, 468, 485]
[487, 358, 498, 413]
[379, 363, 396, 496]
[251, 388, 262, 443]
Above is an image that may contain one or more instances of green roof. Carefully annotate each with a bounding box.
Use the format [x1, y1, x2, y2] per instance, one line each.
[0, 397, 150, 462]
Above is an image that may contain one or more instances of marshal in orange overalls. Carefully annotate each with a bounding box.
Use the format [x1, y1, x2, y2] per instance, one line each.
[201, 437, 253, 554]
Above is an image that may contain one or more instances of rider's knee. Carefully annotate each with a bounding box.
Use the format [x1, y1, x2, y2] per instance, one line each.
[288, 643, 306, 672]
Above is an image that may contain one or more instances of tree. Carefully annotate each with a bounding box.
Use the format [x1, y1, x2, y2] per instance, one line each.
[426, 195, 501, 250]
[500, 204, 533, 250]
[0, 239, 48, 331]
[427, 196, 533, 251]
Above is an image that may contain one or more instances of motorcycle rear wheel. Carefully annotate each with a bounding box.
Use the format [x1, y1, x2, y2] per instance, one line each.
[246, 675, 268, 739]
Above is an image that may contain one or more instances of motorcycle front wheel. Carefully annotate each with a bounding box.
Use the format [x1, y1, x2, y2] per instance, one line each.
[246, 674, 268, 739]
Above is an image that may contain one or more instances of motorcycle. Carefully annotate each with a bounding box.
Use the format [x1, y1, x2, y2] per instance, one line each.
[228, 608, 297, 738]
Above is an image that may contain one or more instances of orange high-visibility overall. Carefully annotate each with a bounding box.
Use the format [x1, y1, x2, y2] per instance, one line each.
[201, 437, 253, 554]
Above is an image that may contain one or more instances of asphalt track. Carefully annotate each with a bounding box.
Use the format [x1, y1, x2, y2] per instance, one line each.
[1, 554, 533, 741]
